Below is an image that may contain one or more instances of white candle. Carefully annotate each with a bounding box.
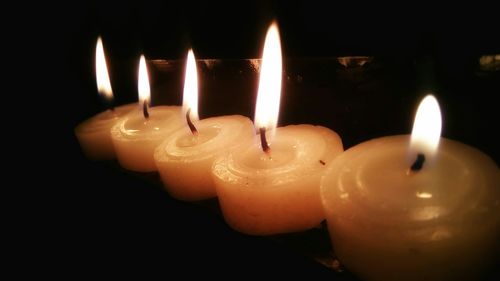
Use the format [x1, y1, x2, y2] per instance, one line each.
[213, 124, 343, 235]
[75, 37, 135, 160]
[154, 50, 254, 201]
[111, 55, 183, 172]
[211, 22, 344, 235]
[321, 95, 500, 281]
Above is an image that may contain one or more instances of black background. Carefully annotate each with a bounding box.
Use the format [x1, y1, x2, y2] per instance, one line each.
[60, 1, 500, 160]
[25, 1, 500, 279]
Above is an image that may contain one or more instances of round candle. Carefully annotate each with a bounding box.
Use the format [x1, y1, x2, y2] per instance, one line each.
[211, 22, 344, 235]
[154, 49, 254, 201]
[75, 37, 135, 160]
[213, 125, 343, 235]
[155, 115, 254, 201]
[111, 55, 183, 172]
[321, 95, 500, 281]
[75, 103, 136, 160]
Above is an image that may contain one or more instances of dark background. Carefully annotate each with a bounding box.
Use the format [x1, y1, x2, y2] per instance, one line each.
[60, 1, 500, 158]
[31, 1, 500, 279]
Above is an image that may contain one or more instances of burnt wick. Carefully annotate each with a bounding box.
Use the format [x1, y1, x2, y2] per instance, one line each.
[259, 127, 270, 154]
[319, 160, 326, 165]
[143, 100, 149, 119]
[410, 153, 426, 171]
[105, 98, 115, 112]
[100, 95, 115, 112]
[186, 108, 198, 135]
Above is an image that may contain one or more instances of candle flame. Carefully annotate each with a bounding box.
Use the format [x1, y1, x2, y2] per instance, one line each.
[410, 94, 442, 156]
[138, 55, 150, 104]
[254, 22, 282, 143]
[182, 49, 199, 121]
[95, 37, 113, 101]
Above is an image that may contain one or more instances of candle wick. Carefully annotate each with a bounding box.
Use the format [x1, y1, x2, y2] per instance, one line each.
[101, 95, 115, 112]
[186, 108, 198, 136]
[259, 127, 270, 154]
[410, 153, 426, 172]
[143, 100, 149, 119]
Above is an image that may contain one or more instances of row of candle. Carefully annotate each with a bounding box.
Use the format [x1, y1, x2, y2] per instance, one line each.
[75, 23, 499, 281]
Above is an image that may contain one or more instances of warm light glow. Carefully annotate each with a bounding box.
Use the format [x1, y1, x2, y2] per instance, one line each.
[254, 22, 282, 142]
[138, 55, 150, 104]
[95, 37, 113, 101]
[182, 49, 199, 121]
[412, 206, 446, 221]
[410, 95, 442, 156]
[416, 191, 433, 199]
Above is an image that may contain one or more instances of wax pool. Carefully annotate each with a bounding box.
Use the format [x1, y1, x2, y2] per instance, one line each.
[321, 135, 500, 281]
[212, 124, 343, 235]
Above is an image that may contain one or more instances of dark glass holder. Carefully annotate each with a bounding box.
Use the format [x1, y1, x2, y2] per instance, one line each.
[148, 57, 499, 162]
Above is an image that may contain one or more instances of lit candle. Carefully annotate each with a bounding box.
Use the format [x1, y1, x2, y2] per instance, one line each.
[75, 37, 135, 160]
[211, 22, 344, 235]
[321, 95, 500, 281]
[154, 49, 254, 201]
[111, 55, 183, 172]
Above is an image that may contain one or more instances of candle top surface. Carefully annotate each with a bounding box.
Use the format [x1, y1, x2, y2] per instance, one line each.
[321, 135, 500, 227]
[112, 105, 183, 140]
[213, 124, 343, 188]
[75, 103, 136, 134]
[155, 115, 253, 161]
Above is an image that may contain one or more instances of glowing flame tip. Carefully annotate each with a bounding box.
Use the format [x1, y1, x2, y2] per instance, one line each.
[254, 22, 282, 142]
[95, 37, 113, 100]
[182, 49, 199, 121]
[410, 94, 442, 155]
[138, 55, 151, 104]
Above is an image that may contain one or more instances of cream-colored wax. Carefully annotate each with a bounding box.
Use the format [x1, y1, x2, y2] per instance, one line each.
[75, 103, 136, 160]
[154, 115, 254, 201]
[212, 124, 343, 235]
[321, 135, 500, 281]
[111, 106, 183, 172]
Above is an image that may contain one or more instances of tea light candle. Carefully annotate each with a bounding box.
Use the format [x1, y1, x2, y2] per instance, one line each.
[75, 37, 135, 160]
[321, 95, 500, 281]
[212, 22, 344, 235]
[154, 50, 254, 201]
[111, 55, 183, 172]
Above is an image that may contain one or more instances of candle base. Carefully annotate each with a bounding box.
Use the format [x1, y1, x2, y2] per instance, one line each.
[328, 218, 500, 281]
